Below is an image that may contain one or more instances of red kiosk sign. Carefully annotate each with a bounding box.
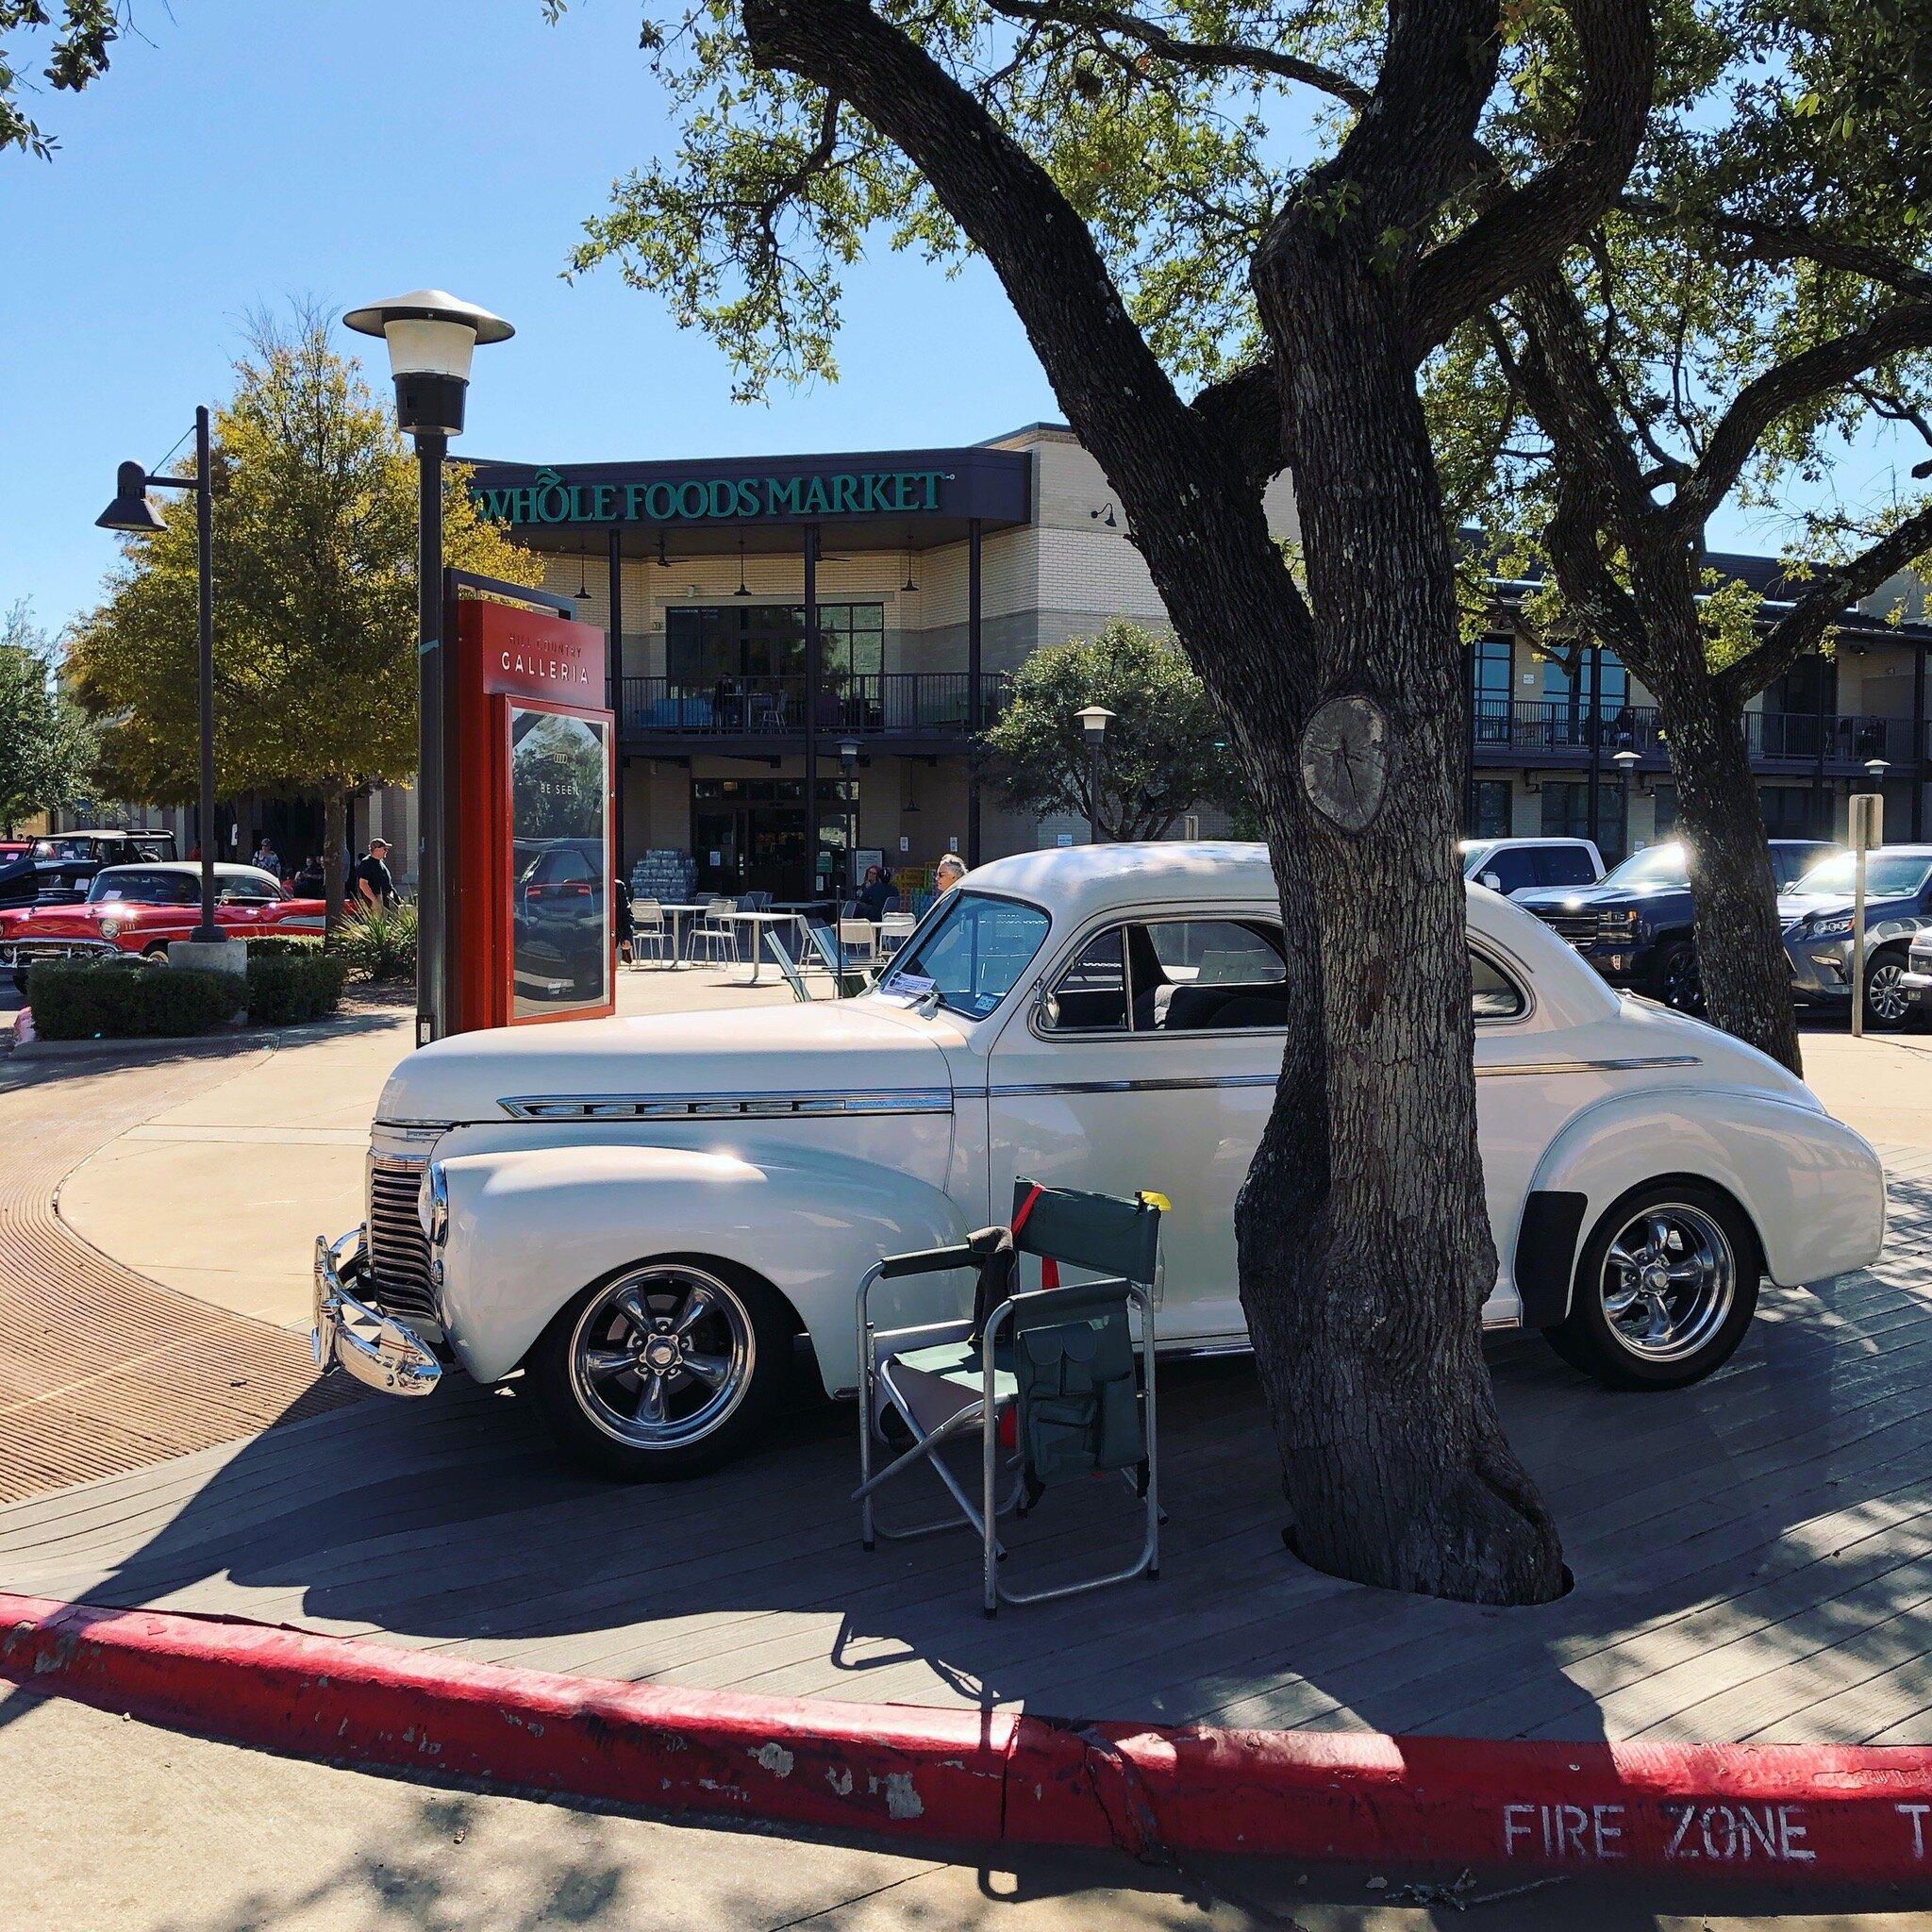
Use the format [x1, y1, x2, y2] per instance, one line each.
[449, 596, 616, 1034]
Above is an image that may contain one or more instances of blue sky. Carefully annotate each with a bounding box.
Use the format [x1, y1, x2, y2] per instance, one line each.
[2, 0, 1918, 641]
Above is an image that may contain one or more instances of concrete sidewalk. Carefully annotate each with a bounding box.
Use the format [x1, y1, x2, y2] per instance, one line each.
[52, 967, 794, 1330]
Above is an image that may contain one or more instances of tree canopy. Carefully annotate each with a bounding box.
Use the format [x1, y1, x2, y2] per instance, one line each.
[69, 309, 539, 809]
[2, 0, 121, 158]
[983, 620, 1247, 839]
[0, 603, 92, 832]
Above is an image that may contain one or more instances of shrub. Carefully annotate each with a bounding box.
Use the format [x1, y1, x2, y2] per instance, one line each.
[246, 951, 348, 1025]
[26, 958, 244, 1040]
[334, 900, 417, 982]
[247, 933, 324, 958]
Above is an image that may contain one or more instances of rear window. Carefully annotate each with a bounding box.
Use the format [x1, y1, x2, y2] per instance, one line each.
[90, 869, 197, 906]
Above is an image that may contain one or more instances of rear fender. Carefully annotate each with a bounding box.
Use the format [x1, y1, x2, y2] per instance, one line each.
[435, 1141, 971, 1392]
[1526, 1088, 1885, 1309]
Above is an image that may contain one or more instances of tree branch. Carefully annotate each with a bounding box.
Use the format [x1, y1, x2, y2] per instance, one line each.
[1617, 197, 1932, 303]
[1668, 301, 1932, 540]
[1189, 358, 1289, 490]
[1406, 0, 1655, 360]
[1717, 502, 1932, 706]
[981, 0, 1370, 107]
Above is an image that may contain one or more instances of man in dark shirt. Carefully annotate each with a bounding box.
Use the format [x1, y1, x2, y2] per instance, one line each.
[350, 838, 398, 910]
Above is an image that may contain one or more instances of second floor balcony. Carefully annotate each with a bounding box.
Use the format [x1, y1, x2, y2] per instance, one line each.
[621, 671, 1009, 749]
[1474, 699, 1928, 774]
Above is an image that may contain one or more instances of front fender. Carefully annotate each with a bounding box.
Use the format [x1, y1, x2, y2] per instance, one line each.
[1527, 1088, 1886, 1307]
[435, 1141, 971, 1393]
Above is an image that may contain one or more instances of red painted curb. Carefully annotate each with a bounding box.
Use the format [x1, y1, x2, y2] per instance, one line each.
[5, 1591, 1932, 1884]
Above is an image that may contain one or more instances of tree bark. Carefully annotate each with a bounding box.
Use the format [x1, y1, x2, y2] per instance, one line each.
[323, 784, 349, 936]
[1629, 576, 1805, 1074]
[1241, 186, 1565, 1606]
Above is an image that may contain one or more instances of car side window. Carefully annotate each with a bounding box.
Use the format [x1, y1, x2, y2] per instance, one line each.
[1481, 850, 1535, 894]
[1536, 847, 1596, 887]
[1471, 948, 1526, 1021]
[1042, 918, 1289, 1035]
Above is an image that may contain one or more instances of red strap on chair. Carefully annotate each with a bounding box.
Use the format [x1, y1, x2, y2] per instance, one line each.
[1009, 1184, 1058, 1290]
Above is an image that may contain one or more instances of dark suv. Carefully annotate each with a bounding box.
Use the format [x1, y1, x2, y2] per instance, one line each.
[0, 829, 177, 908]
[1514, 839, 1839, 1012]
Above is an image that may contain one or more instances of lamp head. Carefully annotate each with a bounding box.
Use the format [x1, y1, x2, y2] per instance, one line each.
[1075, 704, 1115, 741]
[1612, 748, 1641, 772]
[96, 460, 166, 533]
[342, 289, 513, 439]
[838, 739, 859, 766]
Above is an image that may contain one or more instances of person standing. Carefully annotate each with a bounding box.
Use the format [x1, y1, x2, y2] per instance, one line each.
[933, 853, 966, 898]
[350, 837, 397, 910]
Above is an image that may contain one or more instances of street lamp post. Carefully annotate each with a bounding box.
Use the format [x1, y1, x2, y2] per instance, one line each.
[98, 408, 224, 945]
[1075, 705, 1114, 844]
[344, 291, 514, 1047]
[1612, 747, 1641, 858]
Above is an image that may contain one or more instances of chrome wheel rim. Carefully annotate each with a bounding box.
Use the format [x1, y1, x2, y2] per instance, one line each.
[1868, 959, 1909, 1024]
[1599, 1202, 1735, 1363]
[568, 1263, 754, 1449]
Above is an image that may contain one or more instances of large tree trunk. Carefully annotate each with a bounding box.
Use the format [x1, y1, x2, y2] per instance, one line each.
[323, 784, 349, 936]
[1244, 211, 1566, 1605]
[1635, 597, 1805, 1075]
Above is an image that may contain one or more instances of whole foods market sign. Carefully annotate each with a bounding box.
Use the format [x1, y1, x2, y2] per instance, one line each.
[473, 465, 955, 528]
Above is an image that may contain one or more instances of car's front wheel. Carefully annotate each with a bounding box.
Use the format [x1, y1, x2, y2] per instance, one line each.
[1545, 1181, 1760, 1390]
[1863, 945, 1915, 1031]
[526, 1257, 792, 1479]
[1652, 941, 1704, 1014]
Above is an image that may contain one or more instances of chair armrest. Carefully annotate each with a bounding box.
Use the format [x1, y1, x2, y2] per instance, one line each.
[877, 1241, 979, 1279]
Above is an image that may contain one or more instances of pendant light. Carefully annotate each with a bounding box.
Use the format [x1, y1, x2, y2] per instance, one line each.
[574, 539, 590, 602]
[656, 532, 671, 569]
[734, 534, 751, 597]
[901, 537, 918, 595]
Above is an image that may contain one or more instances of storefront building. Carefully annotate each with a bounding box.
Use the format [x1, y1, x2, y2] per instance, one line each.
[471, 423, 1296, 899]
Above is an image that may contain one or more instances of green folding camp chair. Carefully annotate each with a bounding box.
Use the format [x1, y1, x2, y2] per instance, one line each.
[855, 1178, 1164, 1614]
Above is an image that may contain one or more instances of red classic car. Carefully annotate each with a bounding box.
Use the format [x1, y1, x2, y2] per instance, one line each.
[0, 862, 325, 991]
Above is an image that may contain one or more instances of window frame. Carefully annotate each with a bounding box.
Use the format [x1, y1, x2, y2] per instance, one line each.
[1032, 910, 1291, 1042]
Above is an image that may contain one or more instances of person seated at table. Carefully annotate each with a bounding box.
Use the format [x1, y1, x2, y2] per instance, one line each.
[855, 864, 898, 922]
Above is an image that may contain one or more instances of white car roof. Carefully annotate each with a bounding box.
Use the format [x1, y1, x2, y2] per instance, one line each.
[963, 840, 1620, 1024]
[97, 861, 278, 883]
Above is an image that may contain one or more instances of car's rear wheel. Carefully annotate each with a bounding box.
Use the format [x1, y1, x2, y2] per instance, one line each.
[1863, 945, 1914, 1031]
[1653, 941, 1704, 1014]
[1545, 1180, 1759, 1390]
[527, 1258, 792, 1479]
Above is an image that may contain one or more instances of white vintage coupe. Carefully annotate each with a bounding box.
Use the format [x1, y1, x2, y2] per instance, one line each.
[315, 843, 1886, 1477]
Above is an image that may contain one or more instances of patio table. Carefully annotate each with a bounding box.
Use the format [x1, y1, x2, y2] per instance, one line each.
[714, 909, 812, 985]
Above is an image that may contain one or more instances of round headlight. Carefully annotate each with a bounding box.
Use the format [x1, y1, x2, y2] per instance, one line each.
[99, 919, 123, 941]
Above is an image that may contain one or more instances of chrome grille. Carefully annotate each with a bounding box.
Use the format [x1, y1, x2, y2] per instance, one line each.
[1531, 908, 1599, 944]
[367, 1154, 438, 1325]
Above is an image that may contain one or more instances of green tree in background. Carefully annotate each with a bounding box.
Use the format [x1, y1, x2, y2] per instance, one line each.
[2, 0, 122, 158]
[1429, 0, 1932, 1074]
[0, 603, 92, 832]
[984, 622, 1246, 841]
[68, 307, 541, 923]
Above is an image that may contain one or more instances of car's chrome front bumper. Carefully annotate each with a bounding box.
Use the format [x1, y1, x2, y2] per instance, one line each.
[312, 1225, 442, 1398]
[0, 938, 121, 967]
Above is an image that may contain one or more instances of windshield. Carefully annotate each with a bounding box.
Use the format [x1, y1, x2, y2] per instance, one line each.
[89, 868, 198, 906]
[1604, 842, 1689, 890]
[878, 891, 1051, 1018]
[1789, 852, 1932, 900]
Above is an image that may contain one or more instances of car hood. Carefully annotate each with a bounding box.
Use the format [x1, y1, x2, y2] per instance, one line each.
[377, 997, 958, 1125]
[1513, 879, 1688, 913]
[1778, 891, 1918, 925]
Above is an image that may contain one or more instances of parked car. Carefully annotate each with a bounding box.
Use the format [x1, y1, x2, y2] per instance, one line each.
[1458, 836, 1604, 896]
[0, 828, 178, 909]
[1780, 844, 1932, 1030]
[0, 861, 324, 992]
[314, 841, 1884, 1479]
[1515, 839, 1839, 1011]
[1904, 927, 1932, 1018]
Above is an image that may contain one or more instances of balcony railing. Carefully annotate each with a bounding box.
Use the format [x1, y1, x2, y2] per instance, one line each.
[621, 672, 1008, 740]
[1473, 699, 1927, 769]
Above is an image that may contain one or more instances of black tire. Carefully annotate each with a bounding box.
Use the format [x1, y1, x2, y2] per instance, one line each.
[526, 1257, 793, 1480]
[1652, 940, 1704, 1015]
[1862, 945, 1914, 1032]
[1545, 1179, 1760, 1391]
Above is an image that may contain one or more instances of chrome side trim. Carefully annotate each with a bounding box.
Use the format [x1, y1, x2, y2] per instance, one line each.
[496, 1088, 956, 1122]
[958, 1057, 1700, 1102]
[1474, 1055, 1702, 1078]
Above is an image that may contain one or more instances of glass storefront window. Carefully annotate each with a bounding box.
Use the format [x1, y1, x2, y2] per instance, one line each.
[666, 604, 884, 690]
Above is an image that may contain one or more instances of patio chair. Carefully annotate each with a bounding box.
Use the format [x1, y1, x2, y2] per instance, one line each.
[855, 1179, 1164, 1615]
[878, 913, 917, 959]
[687, 897, 739, 966]
[804, 922, 871, 997]
[837, 918, 878, 972]
[629, 898, 672, 969]
[764, 929, 815, 1002]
